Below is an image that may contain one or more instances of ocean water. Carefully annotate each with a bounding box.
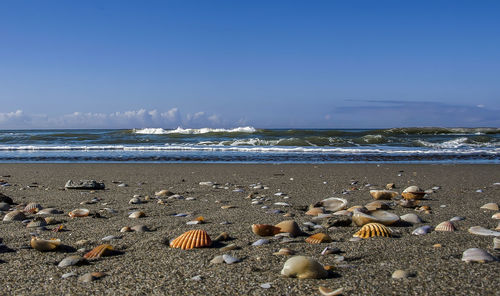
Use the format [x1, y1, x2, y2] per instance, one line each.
[0, 127, 498, 163]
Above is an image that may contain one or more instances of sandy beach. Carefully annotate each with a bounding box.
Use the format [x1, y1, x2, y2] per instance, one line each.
[0, 163, 499, 295]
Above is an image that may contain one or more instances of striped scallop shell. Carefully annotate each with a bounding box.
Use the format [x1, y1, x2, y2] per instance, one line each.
[252, 224, 281, 236]
[435, 221, 456, 232]
[68, 208, 90, 218]
[27, 217, 47, 228]
[353, 223, 392, 238]
[305, 233, 332, 244]
[83, 244, 114, 259]
[3, 210, 26, 221]
[24, 203, 43, 214]
[30, 237, 61, 251]
[170, 229, 212, 250]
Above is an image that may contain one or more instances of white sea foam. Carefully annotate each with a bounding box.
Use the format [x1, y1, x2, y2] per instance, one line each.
[134, 126, 257, 134]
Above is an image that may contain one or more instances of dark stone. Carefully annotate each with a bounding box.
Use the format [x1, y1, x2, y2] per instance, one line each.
[0, 193, 14, 204]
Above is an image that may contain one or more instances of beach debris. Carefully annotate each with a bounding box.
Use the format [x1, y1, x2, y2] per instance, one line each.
[435, 221, 456, 232]
[468, 226, 500, 236]
[392, 269, 411, 279]
[26, 217, 47, 228]
[68, 208, 90, 218]
[3, 210, 26, 221]
[320, 197, 348, 212]
[480, 203, 499, 211]
[461, 248, 497, 263]
[280, 256, 328, 279]
[318, 286, 344, 296]
[400, 213, 422, 224]
[78, 272, 106, 282]
[353, 223, 392, 238]
[128, 211, 145, 218]
[170, 229, 212, 250]
[58, 255, 87, 268]
[23, 202, 43, 214]
[252, 224, 281, 237]
[252, 239, 270, 246]
[36, 208, 63, 215]
[402, 186, 426, 200]
[369, 190, 398, 200]
[84, 244, 114, 259]
[65, 180, 105, 190]
[494, 237, 500, 250]
[222, 254, 240, 264]
[412, 225, 433, 235]
[352, 210, 399, 226]
[305, 233, 332, 244]
[273, 248, 295, 256]
[30, 237, 61, 251]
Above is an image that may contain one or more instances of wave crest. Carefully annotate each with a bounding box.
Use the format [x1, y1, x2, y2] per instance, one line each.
[134, 126, 257, 135]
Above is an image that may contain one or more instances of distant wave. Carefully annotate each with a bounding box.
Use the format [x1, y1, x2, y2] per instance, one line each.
[134, 126, 257, 134]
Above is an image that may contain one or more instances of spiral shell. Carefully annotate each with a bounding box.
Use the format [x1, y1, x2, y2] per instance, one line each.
[435, 221, 456, 232]
[24, 202, 43, 214]
[83, 244, 114, 259]
[3, 210, 26, 221]
[353, 223, 392, 238]
[305, 233, 332, 244]
[30, 237, 61, 251]
[170, 229, 212, 250]
[68, 208, 90, 218]
[252, 224, 281, 237]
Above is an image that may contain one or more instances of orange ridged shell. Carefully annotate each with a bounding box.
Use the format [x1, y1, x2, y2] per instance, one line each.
[305, 233, 332, 244]
[353, 223, 392, 238]
[83, 244, 114, 259]
[435, 221, 456, 232]
[170, 229, 212, 250]
[251, 224, 281, 236]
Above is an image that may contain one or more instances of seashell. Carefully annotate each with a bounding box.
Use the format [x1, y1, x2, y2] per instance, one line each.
[120, 226, 132, 232]
[333, 210, 352, 216]
[365, 201, 390, 211]
[369, 190, 398, 200]
[494, 237, 500, 250]
[26, 217, 47, 228]
[170, 229, 212, 250]
[30, 237, 61, 251]
[450, 216, 465, 222]
[220, 243, 238, 252]
[3, 210, 26, 221]
[305, 207, 325, 216]
[128, 211, 145, 218]
[131, 225, 149, 232]
[210, 255, 224, 264]
[435, 221, 456, 232]
[68, 208, 90, 218]
[0, 202, 10, 211]
[353, 223, 392, 238]
[386, 183, 396, 189]
[468, 226, 500, 236]
[402, 186, 426, 200]
[37, 208, 62, 215]
[352, 210, 399, 226]
[321, 246, 340, 255]
[222, 254, 240, 264]
[252, 224, 281, 237]
[305, 233, 332, 244]
[273, 248, 295, 256]
[44, 217, 57, 225]
[280, 256, 328, 279]
[480, 203, 499, 211]
[24, 202, 43, 214]
[213, 232, 230, 242]
[492, 213, 500, 220]
[221, 205, 236, 209]
[275, 220, 305, 237]
[318, 287, 344, 296]
[461, 248, 497, 263]
[101, 235, 122, 241]
[347, 205, 368, 213]
[400, 213, 422, 224]
[397, 199, 419, 208]
[320, 197, 348, 212]
[78, 271, 106, 283]
[392, 269, 411, 279]
[252, 239, 270, 246]
[129, 197, 141, 204]
[83, 244, 114, 259]
[155, 189, 174, 197]
[58, 255, 87, 268]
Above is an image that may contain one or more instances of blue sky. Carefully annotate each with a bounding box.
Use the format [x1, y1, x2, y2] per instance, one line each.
[0, 0, 499, 129]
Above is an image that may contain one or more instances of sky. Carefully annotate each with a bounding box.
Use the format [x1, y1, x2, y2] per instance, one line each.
[0, 0, 499, 129]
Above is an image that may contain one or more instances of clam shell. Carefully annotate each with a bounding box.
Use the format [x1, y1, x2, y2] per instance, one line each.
[494, 237, 500, 250]
[318, 287, 344, 296]
[24, 202, 43, 214]
[320, 197, 348, 212]
[274, 220, 305, 237]
[352, 210, 399, 226]
[26, 217, 47, 228]
[369, 190, 398, 200]
[305, 207, 325, 216]
[273, 248, 295, 256]
[492, 213, 500, 220]
[120, 226, 132, 232]
[252, 224, 281, 237]
[365, 200, 390, 211]
[68, 208, 90, 218]
[83, 244, 114, 259]
[305, 233, 332, 244]
[347, 205, 368, 213]
[222, 254, 240, 264]
[400, 213, 422, 224]
[281, 256, 328, 279]
[435, 221, 456, 232]
[333, 210, 352, 216]
[58, 255, 86, 268]
[129, 197, 141, 204]
[353, 223, 392, 238]
[480, 203, 499, 211]
[170, 229, 212, 250]
[402, 186, 426, 200]
[128, 211, 145, 218]
[155, 189, 174, 197]
[461, 248, 497, 263]
[213, 232, 230, 242]
[397, 199, 419, 208]
[3, 210, 26, 221]
[37, 208, 63, 215]
[468, 226, 500, 236]
[30, 237, 61, 251]
[252, 239, 270, 246]
[131, 225, 149, 232]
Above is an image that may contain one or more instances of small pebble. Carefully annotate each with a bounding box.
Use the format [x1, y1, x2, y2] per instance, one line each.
[392, 269, 411, 279]
[260, 283, 272, 289]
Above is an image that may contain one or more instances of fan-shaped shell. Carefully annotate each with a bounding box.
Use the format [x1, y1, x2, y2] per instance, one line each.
[26, 217, 47, 228]
[3, 210, 26, 221]
[369, 190, 398, 200]
[462, 248, 497, 263]
[275, 220, 305, 237]
[83, 244, 114, 259]
[320, 197, 347, 212]
[170, 229, 212, 250]
[352, 210, 399, 226]
[281, 256, 328, 279]
[68, 208, 90, 218]
[252, 224, 281, 236]
[435, 221, 456, 232]
[402, 186, 426, 200]
[305, 207, 325, 216]
[24, 202, 43, 214]
[353, 223, 392, 238]
[305, 233, 332, 244]
[30, 237, 61, 251]
[365, 201, 390, 211]
[480, 203, 499, 211]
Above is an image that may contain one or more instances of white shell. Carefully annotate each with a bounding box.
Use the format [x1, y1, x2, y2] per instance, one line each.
[461, 248, 497, 263]
[58, 255, 85, 268]
[320, 197, 348, 212]
[281, 256, 328, 279]
[468, 226, 500, 236]
[493, 237, 500, 250]
[412, 225, 432, 235]
[480, 203, 499, 211]
[36, 208, 63, 215]
[400, 213, 422, 224]
[222, 254, 240, 264]
[352, 210, 399, 226]
[252, 239, 270, 246]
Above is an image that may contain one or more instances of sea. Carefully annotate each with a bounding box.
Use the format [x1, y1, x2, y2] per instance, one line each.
[0, 127, 498, 163]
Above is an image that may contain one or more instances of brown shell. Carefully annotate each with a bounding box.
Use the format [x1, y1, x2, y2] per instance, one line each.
[305, 233, 332, 244]
[365, 201, 390, 211]
[369, 190, 398, 200]
[68, 208, 90, 218]
[170, 229, 212, 250]
[3, 210, 26, 221]
[492, 213, 500, 220]
[275, 220, 305, 237]
[305, 207, 325, 216]
[24, 202, 43, 214]
[435, 221, 456, 232]
[83, 244, 114, 259]
[353, 223, 392, 238]
[128, 211, 145, 218]
[251, 224, 281, 237]
[480, 203, 499, 211]
[30, 237, 61, 251]
[26, 217, 47, 228]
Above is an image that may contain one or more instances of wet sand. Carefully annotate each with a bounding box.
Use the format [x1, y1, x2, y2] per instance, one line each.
[0, 163, 499, 295]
